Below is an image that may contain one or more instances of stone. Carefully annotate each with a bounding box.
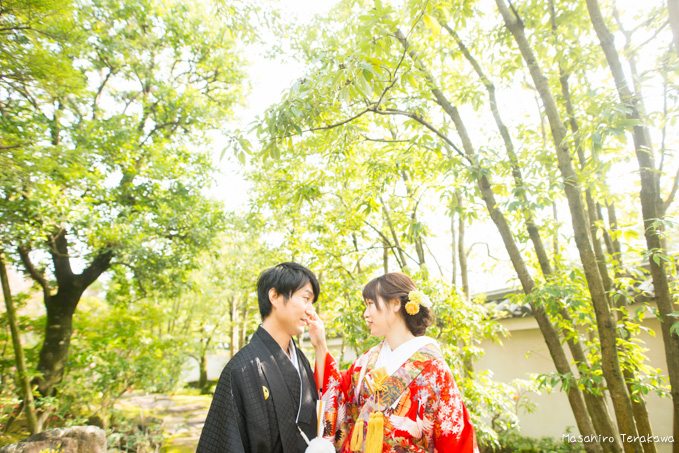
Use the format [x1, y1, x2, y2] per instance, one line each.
[0, 426, 106, 453]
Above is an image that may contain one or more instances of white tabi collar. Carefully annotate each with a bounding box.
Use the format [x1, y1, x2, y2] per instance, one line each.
[375, 335, 437, 376]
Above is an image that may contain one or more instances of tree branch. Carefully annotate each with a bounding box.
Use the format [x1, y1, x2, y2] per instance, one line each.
[0, 143, 29, 150]
[17, 246, 50, 299]
[362, 135, 411, 143]
[664, 165, 679, 213]
[111, 261, 148, 297]
[423, 238, 445, 277]
[48, 228, 74, 287]
[307, 108, 372, 132]
[273, 42, 409, 140]
[371, 107, 466, 160]
[91, 69, 113, 121]
[466, 242, 509, 262]
[78, 247, 114, 289]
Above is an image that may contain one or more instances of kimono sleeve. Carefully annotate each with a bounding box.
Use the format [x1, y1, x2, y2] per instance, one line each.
[196, 364, 247, 453]
[315, 352, 347, 444]
[432, 361, 479, 453]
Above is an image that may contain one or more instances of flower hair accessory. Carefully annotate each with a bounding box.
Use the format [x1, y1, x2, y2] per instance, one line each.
[405, 289, 432, 315]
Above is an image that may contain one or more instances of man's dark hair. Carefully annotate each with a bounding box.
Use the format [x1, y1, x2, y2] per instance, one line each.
[257, 262, 320, 319]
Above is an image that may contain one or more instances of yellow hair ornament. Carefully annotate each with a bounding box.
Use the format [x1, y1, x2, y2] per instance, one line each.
[405, 289, 432, 315]
[405, 301, 420, 315]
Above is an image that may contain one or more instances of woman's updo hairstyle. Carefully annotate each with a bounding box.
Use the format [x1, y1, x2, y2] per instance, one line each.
[362, 272, 434, 336]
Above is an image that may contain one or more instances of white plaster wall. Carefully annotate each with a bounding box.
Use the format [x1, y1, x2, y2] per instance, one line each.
[476, 314, 673, 452]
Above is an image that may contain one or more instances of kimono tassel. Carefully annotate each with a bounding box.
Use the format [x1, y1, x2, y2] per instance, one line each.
[365, 411, 384, 453]
[350, 417, 364, 451]
[364, 367, 387, 453]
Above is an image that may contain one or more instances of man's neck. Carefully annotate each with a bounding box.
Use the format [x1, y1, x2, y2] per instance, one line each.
[261, 319, 292, 357]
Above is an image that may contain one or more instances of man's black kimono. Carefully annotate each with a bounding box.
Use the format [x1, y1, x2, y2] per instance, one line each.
[197, 326, 319, 453]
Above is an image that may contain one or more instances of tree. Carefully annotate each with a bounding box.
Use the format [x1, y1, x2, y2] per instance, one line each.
[1, 0, 248, 397]
[584, 1, 679, 448]
[249, 0, 677, 448]
[0, 250, 37, 434]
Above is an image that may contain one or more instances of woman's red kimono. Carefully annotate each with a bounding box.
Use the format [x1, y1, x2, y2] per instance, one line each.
[316, 340, 478, 453]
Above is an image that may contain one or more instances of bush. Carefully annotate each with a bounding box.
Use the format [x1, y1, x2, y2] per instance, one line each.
[479, 429, 585, 453]
[107, 409, 164, 453]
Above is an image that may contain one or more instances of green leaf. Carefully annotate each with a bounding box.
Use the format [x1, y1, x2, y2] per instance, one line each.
[422, 14, 441, 36]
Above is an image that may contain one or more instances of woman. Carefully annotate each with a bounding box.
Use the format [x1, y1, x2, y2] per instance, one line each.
[314, 273, 478, 453]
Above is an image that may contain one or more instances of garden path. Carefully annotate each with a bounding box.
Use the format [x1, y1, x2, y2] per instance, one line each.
[115, 392, 210, 453]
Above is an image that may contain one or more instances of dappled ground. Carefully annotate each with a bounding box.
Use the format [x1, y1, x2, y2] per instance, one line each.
[115, 392, 211, 452]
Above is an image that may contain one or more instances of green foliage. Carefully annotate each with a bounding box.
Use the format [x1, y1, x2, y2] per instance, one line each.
[61, 295, 185, 416]
[1, 0, 249, 286]
[1, 0, 677, 446]
[106, 409, 164, 453]
[0, 0, 256, 434]
[479, 428, 585, 453]
[247, 0, 678, 445]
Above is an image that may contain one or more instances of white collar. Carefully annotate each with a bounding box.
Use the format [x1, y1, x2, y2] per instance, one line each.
[375, 336, 436, 376]
[284, 339, 303, 424]
[286, 339, 300, 370]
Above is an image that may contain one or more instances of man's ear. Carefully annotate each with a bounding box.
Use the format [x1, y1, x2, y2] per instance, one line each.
[269, 288, 279, 307]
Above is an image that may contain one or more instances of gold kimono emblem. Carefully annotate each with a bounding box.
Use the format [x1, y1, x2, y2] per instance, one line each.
[263, 386, 270, 400]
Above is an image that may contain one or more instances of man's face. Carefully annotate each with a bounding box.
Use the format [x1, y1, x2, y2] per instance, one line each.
[271, 281, 315, 337]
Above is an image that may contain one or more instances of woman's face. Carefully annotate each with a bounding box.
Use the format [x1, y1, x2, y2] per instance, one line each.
[363, 295, 400, 337]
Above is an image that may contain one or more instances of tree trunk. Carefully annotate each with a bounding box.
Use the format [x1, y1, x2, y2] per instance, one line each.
[551, 9, 653, 443]
[36, 291, 78, 396]
[606, 202, 623, 260]
[457, 193, 469, 300]
[624, 367, 657, 453]
[19, 229, 112, 397]
[0, 251, 38, 434]
[447, 20, 621, 448]
[670, 0, 679, 55]
[239, 301, 249, 350]
[381, 200, 407, 270]
[383, 236, 389, 274]
[390, 25, 603, 452]
[230, 296, 238, 359]
[552, 201, 559, 269]
[445, 23, 554, 278]
[559, 308, 623, 453]
[401, 170, 426, 268]
[352, 233, 362, 274]
[586, 0, 679, 448]
[199, 350, 209, 394]
[475, 170, 603, 453]
[450, 204, 457, 287]
[495, 1, 642, 450]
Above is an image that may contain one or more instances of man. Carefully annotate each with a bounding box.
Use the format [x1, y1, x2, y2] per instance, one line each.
[197, 262, 328, 453]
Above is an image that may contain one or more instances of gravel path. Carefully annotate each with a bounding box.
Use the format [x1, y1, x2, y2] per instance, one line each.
[116, 393, 211, 452]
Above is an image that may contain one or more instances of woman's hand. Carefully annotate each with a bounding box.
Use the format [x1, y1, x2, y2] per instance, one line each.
[307, 309, 328, 387]
[307, 309, 328, 356]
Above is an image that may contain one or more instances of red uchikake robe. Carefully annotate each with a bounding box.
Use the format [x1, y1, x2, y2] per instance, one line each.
[315, 340, 478, 453]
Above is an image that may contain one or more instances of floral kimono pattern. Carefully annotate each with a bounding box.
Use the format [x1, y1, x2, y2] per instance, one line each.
[326, 340, 478, 453]
[316, 352, 347, 444]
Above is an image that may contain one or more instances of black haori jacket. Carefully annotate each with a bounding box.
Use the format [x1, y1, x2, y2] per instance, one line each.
[197, 326, 319, 453]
